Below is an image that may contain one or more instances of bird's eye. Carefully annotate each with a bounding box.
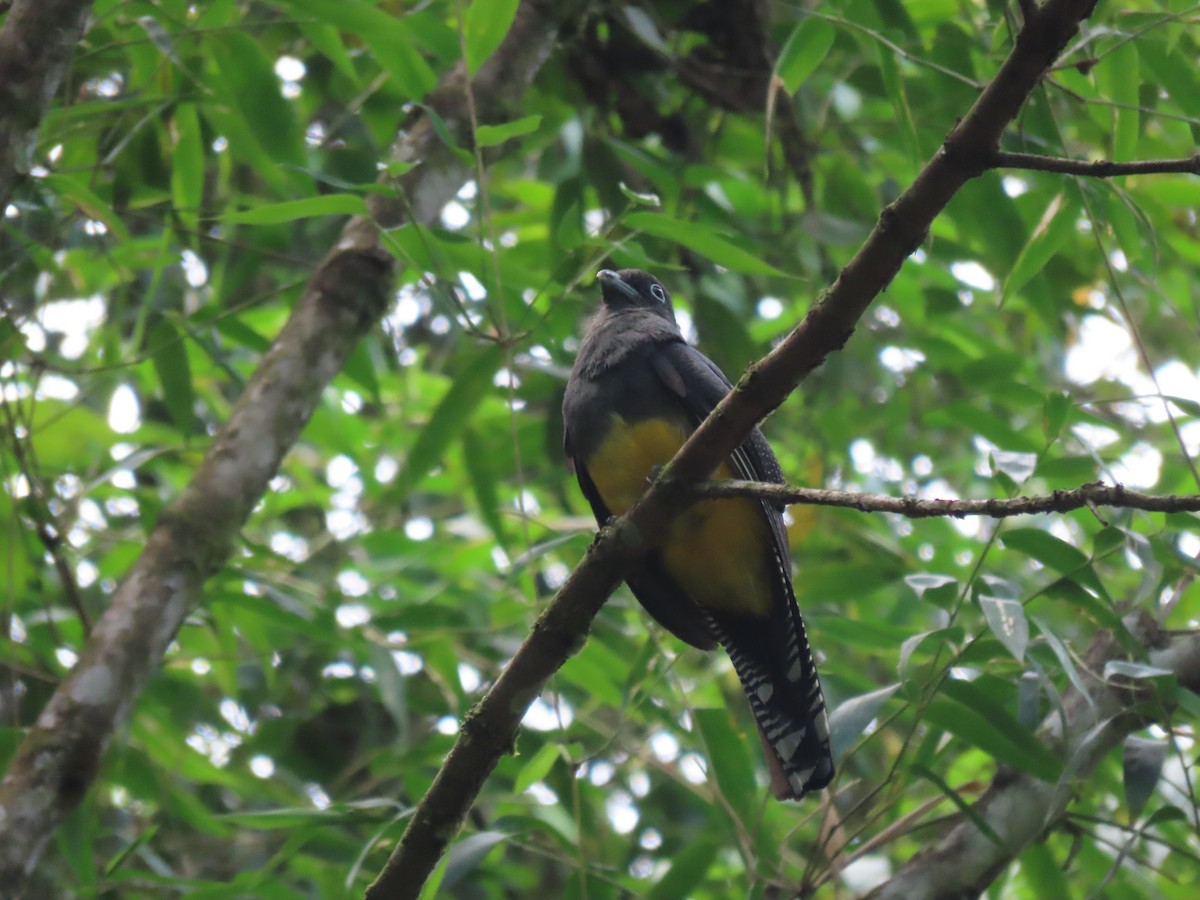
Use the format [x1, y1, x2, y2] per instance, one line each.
[649, 283, 667, 303]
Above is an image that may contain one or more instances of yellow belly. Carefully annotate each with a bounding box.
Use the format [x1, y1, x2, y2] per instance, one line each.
[588, 416, 774, 616]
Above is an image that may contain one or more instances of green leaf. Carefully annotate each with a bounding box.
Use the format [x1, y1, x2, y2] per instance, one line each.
[462, 0, 521, 76]
[979, 595, 1028, 662]
[223, 194, 368, 225]
[513, 744, 560, 794]
[876, 44, 919, 164]
[904, 573, 957, 604]
[1043, 391, 1073, 442]
[1104, 42, 1140, 161]
[170, 103, 204, 236]
[1103, 661, 1174, 682]
[617, 182, 661, 207]
[209, 32, 304, 170]
[1030, 615, 1096, 709]
[911, 764, 1004, 846]
[42, 175, 132, 243]
[926, 679, 1062, 781]
[441, 832, 508, 888]
[1018, 840, 1071, 897]
[474, 114, 542, 148]
[828, 684, 899, 760]
[623, 212, 786, 276]
[1001, 528, 1108, 599]
[1003, 193, 1079, 303]
[461, 427, 506, 542]
[149, 321, 196, 436]
[284, 0, 436, 98]
[694, 707, 758, 821]
[776, 19, 836, 94]
[398, 346, 503, 492]
[647, 839, 719, 900]
[1122, 736, 1167, 819]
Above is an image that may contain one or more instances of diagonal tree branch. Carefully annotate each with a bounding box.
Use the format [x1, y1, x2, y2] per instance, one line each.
[0, 0, 577, 887]
[693, 479, 1200, 518]
[0, 0, 93, 209]
[372, 0, 1107, 895]
[867, 613, 1200, 900]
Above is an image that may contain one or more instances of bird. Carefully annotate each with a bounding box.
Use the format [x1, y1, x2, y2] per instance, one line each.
[562, 267, 833, 800]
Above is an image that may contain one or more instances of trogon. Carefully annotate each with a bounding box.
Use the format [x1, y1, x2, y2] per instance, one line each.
[562, 268, 833, 800]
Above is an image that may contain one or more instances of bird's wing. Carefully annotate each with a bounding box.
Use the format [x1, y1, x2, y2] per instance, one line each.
[650, 339, 834, 799]
[567, 419, 717, 651]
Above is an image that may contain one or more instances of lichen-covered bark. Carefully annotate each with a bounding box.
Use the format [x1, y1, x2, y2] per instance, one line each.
[868, 618, 1200, 900]
[0, 0, 579, 887]
[0, 0, 92, 209]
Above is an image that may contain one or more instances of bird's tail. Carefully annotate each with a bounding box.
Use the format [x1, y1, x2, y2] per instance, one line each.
[707, 577, 833, 800]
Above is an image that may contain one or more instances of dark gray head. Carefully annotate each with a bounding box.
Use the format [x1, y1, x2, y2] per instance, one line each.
[597, 268, 677, 325]
[570, 268, 681, 379]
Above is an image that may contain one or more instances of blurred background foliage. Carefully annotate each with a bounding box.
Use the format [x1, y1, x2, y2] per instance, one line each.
[2, 0, 1199, 896]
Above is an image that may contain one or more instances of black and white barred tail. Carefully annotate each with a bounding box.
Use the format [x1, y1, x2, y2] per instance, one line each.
[707, 551, 833, 799]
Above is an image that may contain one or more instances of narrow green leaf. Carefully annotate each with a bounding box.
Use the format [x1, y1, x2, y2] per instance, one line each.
[399, 346, 503, 492]
[1018, 671, 1040, 728]
[1003, 193, 1079, 302]
[462, 0, 521, 76]
[224, 194, 367, 225]
[461, 428, 506, 542]
[694, 707, 758, 821]
[1030, 615, 1095, 709]
[441, 832, 508, 889]
[979, 595, 1029, 662]
[1105, 42, 1139, 161]
[927, 679, 1062, 781]
[298, 22, 360, 84]
[170, 103, 204, 236]
[1103, 661, 1174, 682]
[1165, 394, 1200, 418]
[1001, 527, 1103, 592]
[621, 7, 668, 54]
[285, 0, 437, 97]
[149, 321, 196, 437]
[1122, 736, 1167, 819]
[43, 175, 132, 243]
[776, 19, 836, 94]
[623, 212, 786, 275]
[513, 744, 560, 794]
[475, 114, 542, 148]
[876, 44, 919, 164]
[648, 839, 719, 900]
[210, 32, 304, 169]
[898, 627, 961, 682]
[911, 764, 1004, 846]
[1043, 391, 1073, 442]
[1018, 840, 1071, 897]
[828, 684, 899, 760]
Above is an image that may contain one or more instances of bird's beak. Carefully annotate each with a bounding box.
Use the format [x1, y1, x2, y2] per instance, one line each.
[597, 269, 639, 303]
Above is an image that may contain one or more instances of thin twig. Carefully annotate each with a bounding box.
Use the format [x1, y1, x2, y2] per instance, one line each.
[991, 150, 1200, 177]
[690, 479, 1200, 518]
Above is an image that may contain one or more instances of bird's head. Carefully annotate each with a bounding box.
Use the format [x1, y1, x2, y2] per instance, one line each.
[596, 268, 677, 324]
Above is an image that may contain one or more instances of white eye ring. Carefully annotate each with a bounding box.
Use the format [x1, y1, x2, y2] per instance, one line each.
[649, 283, 667, 303]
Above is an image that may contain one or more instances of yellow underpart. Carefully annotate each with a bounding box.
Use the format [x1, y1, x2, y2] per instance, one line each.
[588, 415, 773, 617]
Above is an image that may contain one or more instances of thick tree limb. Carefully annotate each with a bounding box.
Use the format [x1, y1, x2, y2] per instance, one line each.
[693, 479, 1200, 518]
[376, 0, 1106, 895]
[867, 613, 1200, 900]
[0, 0, 92, 209]
[0, 0, 573, 887]
[992, 149, 1200, 177]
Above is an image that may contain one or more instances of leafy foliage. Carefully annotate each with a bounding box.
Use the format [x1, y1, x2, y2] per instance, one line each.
[2, 0, 1198, 896]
